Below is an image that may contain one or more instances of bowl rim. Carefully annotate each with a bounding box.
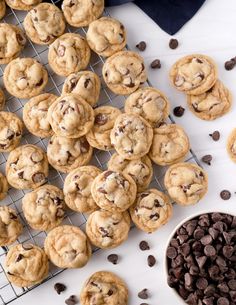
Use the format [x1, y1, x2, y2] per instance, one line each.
[164, 208, 236, 302]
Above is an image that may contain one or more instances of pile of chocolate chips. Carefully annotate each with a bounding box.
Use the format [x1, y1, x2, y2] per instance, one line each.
[166, 213, 236, 305]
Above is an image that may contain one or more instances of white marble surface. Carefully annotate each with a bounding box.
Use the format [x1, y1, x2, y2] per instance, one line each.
[15, 0, 236, 304]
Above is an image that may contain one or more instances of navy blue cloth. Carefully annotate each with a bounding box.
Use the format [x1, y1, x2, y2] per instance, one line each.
[106, 0, 206, 35]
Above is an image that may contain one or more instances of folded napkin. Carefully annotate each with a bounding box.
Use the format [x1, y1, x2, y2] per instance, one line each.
[106, 0, 206, 35]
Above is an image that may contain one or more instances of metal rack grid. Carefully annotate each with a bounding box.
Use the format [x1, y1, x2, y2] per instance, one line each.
[0, 3, 201, 304]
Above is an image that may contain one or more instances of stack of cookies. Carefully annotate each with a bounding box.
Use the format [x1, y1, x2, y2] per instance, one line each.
[0, 0, 209, 303]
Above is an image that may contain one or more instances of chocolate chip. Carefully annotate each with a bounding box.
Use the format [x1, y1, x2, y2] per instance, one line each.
[32, 172, 45, 183]
[209, 131, 220, 141]
[22, 244, 33, 250]
[196, 278, 208, 290]
[16, 33, 26, 45]
[36, 78, 43, 86]
[65, 295, 78, 305]
[84, 78, 90, 88]
[169, 38, 179, 49]
[167, 246, 177, 259]
[138, 289, 148, 299]
[223, 245, 234, 258]
[201, 154, 212, 165]
[104, 170, 114, 179]
[228, 279, 236, 290]
[220, 190, 231, 200]
[54, 283, 66, 294]
[200, 235, 212, 246]
[16, 254, 24, 262]
[136, 41, 146, 51]
[147, 255, 156, 267]
[95, 113, 108, 125]
[225, 60, 235, 71]
[184, 273, 193, 286]
[204, 245, 216, 257]
[217, 297, 229, 305]
[107, 254, 118, 265]
[80, 137, 90, 153]
[173, 106, 185, 117]
[196, 255, 207, 269]
[97, 187, 107, 194]
[150, 59, 161, 69]
[140, 304, 149, 305]
[139, 240, 150, 251]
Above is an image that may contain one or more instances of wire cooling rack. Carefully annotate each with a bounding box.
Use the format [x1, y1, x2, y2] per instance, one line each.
[0, 2, 201, 304]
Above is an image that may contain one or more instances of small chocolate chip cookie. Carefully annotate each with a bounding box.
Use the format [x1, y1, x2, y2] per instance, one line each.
[129, 188, 173, 233]
[91, 170, 137, 213]
[44, 225, 92, 268]
[6, 144, 49, 190]
[86, 209, 130, 249]
[164, 162, 208, 206]
[86, 105, 122, 151]
[63, 165, 101, 213]
[47, 135, 93, 173]
[24, 3, 66, 45]
[48, 33, 91, 77]
[103, 51, 147, 95]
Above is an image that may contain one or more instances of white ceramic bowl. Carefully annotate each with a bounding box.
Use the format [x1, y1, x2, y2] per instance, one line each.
[164, 209, 235, 303]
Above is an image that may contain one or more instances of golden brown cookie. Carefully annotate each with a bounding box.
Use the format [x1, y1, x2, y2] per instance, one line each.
[80, 271, 128, 305]
[129, 188, 173, 233]
[44, 225, 92, 269]
[62, 0, 104, 28]
[110, 113, 153, 160]
[86, 17, 126, 57]
[107, 153, 153, 192]
[86, 105, 122, 151]
[5, 0, 42, 10]
[91, 170, 137, 213]
[169, 54, 218, 95]
[164, 162, 208, 206]
[48, 33, 91, 77]
[102, 51, 147, 95]
[124, 87, 170, 127]
[149, 124, 190, 166]
[23, 3, 66, 45]
[47, 135, 93, 173]
[227, 128, 236, 162]
[62, 71, 101, 106]
[5, 244, 48, 287]
[187, 79, 232, 120]
[86, 209, 130, 249]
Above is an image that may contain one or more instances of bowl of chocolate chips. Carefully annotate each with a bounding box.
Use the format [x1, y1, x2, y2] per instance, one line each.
[165, 211, 236, 305]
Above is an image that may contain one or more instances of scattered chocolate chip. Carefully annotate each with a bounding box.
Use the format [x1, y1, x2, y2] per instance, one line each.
[54, 283, 66, 294]
[225, 60, 235, 71]
[150, 59, 161, 69]
[107, 254, 118, 265]
[220, 190, 231, 200]
[167, 246, 177, 259]
[80, 137, 90, 153]
[138, 289, 148, 299]
[204, 245, 216, 257]
[136, 41, 146, 51]
[32, 172, 45, 183]
[209, 131, 220, 141]
[65, 295, 78, 305]
[169, 38, 179, 49]
[139, 240, 150, 251]
[147, 255, 156, 267]
[95, 113, 108, 125]
[173, 106, 185, 117]
[201, 154, 212, 165]
[16, 254, 24, 262]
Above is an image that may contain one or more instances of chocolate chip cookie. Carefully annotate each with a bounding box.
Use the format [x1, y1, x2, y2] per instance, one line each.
[5, 244, 49, 287]
[0, 88, 5, 110]
[86, 209, 130, 249]
[44, 225, 91, 268]
[3, 57, 48, 99]
[0, 112, 23, 152]
[47, 94, 94, 138]
[164, 162, 208, 206]
[107, 153, 153, 192]
[91, 170, 137, 212]
[124, 87, 170, 127]
[86, 17, 126, 57]
[62, 0, 104, 28]
[48, 33, 91, 77]
[24, 3, 66, 45]
[0, 23, 26, 64]
[6, 144, 49, 190]
[5, 0, 42, 10]
[187, 79, 232, 120]
[0, 206, 22, 246]
[227, 128, 236, 162]
[86, 105, 122, 151]
[47, 135, 92, 173]
[149, 124, 190, 166]
[62, 71, 101, 106]
[80, 271, 128, 305]
[0, 172, 8, 200]
[102, 51, 147, 95]
[0, 0, 6, 19]
[63, 165, 101, 213]
[110, 113, 153, 160]
[169, 54, 217, 95]
[129, 188, 173, 233]
[23, 93, 57, 138]
[22, 184, 65, 231]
